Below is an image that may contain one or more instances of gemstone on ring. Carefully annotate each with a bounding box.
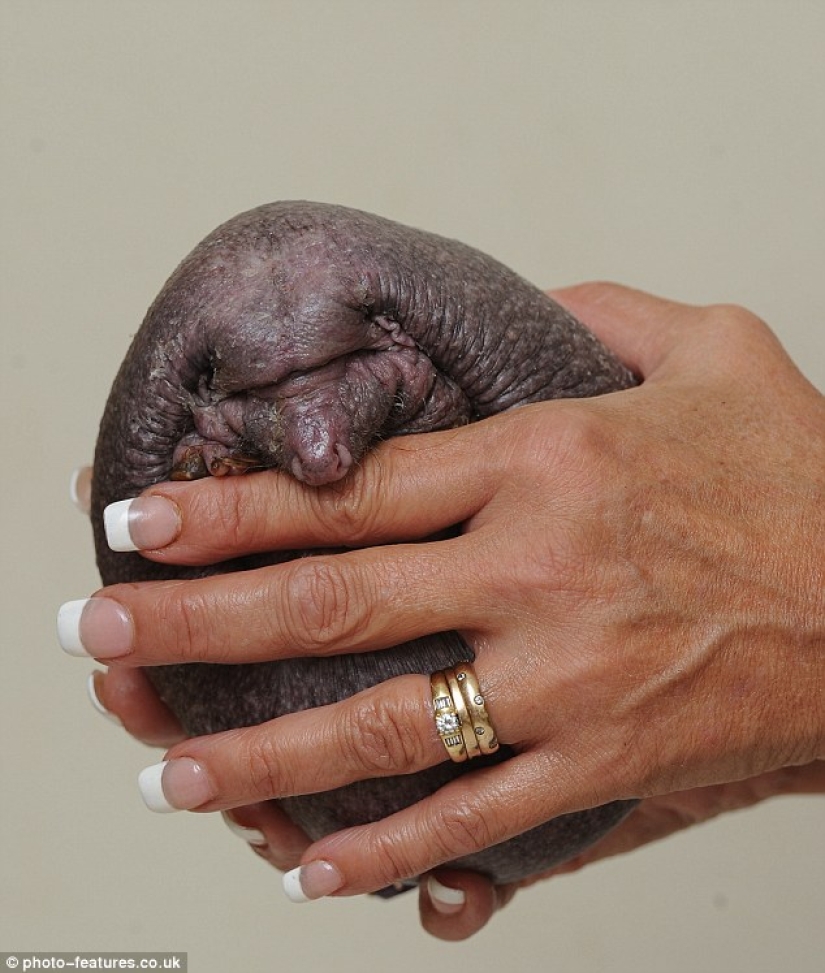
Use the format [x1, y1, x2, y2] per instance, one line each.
[435, 712, 461, 734]
[430, 668, 471, 763]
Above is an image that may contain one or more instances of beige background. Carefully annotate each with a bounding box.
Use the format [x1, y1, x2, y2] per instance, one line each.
[2, 2, 822, 971]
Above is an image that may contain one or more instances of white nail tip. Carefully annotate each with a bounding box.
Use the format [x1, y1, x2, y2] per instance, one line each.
[104, 499, 138, 552]
[57, 599, 91, 657]
[86, 672, 121, 725]
[69, 467, 92, 515]
[221, 813, 267, 847]
[282, 867, 310, 903]
[138, 761, 177, 813]
[428, 876, 466, 907]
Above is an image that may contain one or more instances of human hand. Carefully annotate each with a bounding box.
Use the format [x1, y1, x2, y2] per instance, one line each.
[83, 655, 825, 939]
[61, 284, 824, 916]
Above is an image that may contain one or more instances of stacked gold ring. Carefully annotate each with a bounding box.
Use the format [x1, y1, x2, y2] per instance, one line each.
[430, 669, 468, 762]
[430, 662, 499, 763]
[453, 662, 499, 754]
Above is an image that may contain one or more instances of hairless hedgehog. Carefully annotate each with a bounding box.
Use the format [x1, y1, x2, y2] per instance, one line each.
[91, 201, 639, 890]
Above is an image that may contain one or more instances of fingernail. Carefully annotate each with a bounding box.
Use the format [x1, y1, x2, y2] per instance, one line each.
[221, 812, 267, 847]
[138, 758, 216, 813]
[104, 496, 181, 552]
[86, 670, 122, 725]
[57, 598, 133, 659]
[282, 861, 344, 903]
[70, 466, 93, 515]
[427, 876, 466, 914]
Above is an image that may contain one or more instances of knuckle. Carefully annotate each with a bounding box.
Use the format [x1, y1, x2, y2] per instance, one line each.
[354, 798, 500, 887]
[552, 409, 613, 471]
[169, 589, 224, 662]
[239, 731, 292, 798]
[312, 461, 384, 544]
[694, 303, 790, 383]
[508, 405, 610, 485]
[186, 482, 250, 552]
[339, 692, 425, 776]
[703, 303, 777, 352]
[367, 830, 427, 885]
[433, 801, 496, 859]
[706, 301, 763, 333]
[280, 557, 371, 652]
[212, 484, 254, 548]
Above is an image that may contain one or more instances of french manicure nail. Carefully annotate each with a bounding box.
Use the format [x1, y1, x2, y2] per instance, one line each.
[221, 812, 267, 847]
[86, 671, 122, 725]
[427, 876, 466, 914]
[282, 861, 344, 903]
[104, 495, 181, 552]
[69, 466, 93, 515]
[57, 598, 133, 659]
[138, 758, 215, 813]
[138, 761, 175, 813]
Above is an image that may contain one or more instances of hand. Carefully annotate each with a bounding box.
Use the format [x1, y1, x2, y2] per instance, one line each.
[62, 284, 825, 914]
[86, 662, 825, 939]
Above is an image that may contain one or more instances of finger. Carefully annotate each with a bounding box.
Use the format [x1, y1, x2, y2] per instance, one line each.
[418, 869, 516, 941]
[284, 753, 596, 898]
[61, 537, 485, 665]
[550, 281, 794, 392]
[548, 282, 693, 379]
[137, 675, 448, 812]
[86, 670, 122, 725]
[105, 423, 502, 567]
[222, 802, 311, 872]
[93, 666, 184, 747]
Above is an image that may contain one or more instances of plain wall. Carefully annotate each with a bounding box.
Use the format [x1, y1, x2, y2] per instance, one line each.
[2, 2, 822, 971]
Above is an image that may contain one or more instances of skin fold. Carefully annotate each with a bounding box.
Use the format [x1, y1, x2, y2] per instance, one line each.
[92, 201, 640, 885]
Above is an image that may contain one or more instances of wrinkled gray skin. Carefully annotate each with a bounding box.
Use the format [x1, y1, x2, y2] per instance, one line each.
[92, 201, 639, 891]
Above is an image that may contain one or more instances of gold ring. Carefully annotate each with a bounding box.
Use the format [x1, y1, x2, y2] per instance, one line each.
[453, 662, 499, 755]
[430, 669, 469, 762]
[430, 662, 499, 763]
[445, 667, 482, 759]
